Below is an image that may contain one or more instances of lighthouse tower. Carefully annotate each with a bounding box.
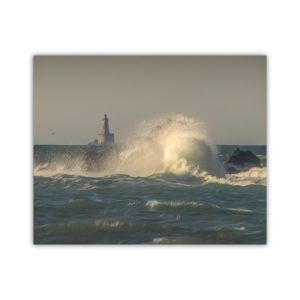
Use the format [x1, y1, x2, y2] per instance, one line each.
[97, 114, 115, 145]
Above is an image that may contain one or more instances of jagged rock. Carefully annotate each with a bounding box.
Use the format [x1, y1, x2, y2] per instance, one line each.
[224, 148, 261, 173]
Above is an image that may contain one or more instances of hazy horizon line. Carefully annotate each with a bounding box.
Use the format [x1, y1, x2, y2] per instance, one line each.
[33, 143, 267, 146]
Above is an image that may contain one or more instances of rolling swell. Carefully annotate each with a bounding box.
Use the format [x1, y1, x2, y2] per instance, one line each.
[34, 171, 266, 244]
[35, 218, 263, 244]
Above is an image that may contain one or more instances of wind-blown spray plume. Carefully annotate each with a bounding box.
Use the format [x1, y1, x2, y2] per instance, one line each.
[108, 115, 225, 177]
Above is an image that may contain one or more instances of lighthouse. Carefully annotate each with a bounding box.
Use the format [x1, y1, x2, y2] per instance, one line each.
[97, 114, 115, 145]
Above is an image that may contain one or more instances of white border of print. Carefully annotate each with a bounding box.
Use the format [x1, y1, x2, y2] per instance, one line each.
[1, 1, 300, 300]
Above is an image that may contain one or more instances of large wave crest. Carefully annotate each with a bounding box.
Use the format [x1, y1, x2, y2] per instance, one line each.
[106, 115, 225, 177]
[34, 115, 266, 186]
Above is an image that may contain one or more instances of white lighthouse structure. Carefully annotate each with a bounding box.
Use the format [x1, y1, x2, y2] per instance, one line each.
[97, 114, 114, 145]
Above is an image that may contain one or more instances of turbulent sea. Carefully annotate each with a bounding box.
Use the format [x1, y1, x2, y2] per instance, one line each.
[34, 116, 266, 244]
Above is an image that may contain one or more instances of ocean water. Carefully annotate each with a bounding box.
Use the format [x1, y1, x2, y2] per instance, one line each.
[34, 117, 266, 244]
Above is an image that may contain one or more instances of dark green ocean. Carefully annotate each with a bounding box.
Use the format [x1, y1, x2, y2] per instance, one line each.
[34, 144, 266, 244]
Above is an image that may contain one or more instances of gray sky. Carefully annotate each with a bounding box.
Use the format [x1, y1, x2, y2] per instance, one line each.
[33, 55, 266, 145]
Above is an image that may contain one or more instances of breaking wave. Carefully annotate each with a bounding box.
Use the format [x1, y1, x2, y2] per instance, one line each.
[107, 115, 224, 177]
[199, 167, 267, 186]
[145, 200, 254, 213]
[34, 115, 266, 186]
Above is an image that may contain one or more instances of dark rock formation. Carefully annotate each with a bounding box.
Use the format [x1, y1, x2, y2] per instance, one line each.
[224, 148, 261, 174]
